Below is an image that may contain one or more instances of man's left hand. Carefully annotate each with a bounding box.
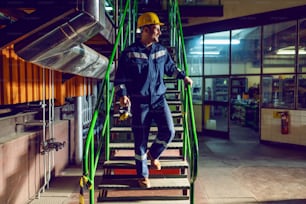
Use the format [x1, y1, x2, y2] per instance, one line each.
[184, 76, 193, 87]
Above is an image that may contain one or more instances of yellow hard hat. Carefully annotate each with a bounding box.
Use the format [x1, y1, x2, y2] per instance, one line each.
[137, 12, 164, 28]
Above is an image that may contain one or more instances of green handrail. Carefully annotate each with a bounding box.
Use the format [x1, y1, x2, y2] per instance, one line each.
[81, 1, 198, 203]
[169, 1, 199, 204]
[81, 1, 135, 203]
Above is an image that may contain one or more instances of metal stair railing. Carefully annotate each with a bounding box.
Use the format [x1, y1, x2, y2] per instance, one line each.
[80, 0, 198, 203]
[169, 1, 199, 204]
[80, 1, 137, 204]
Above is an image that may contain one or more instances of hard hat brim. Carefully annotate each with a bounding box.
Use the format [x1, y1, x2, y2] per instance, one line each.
[137, 22, 164, 28]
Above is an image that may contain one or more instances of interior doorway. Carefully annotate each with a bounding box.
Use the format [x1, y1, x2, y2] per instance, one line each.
[229, 76, 260, 142]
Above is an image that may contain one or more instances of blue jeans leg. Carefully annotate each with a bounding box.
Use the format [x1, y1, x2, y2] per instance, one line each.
[131, 103, 151, 178]
[149, 99, 175, 159]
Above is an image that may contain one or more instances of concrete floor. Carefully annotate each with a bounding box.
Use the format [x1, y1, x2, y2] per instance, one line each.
[28, 126, 306, 204]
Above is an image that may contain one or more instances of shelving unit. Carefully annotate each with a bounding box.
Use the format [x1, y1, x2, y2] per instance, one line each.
[231, 77, 248, 100]
[213, 78, 228, 101]
[262, 76, 295, 108]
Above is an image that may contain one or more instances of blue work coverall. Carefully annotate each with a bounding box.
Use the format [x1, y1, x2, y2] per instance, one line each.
[114, 40, 186, 178]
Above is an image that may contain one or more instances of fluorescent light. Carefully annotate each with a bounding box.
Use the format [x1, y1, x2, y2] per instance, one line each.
[276, 47, 306, 55]
[105, 6, 113, 11]
[190, 51, 220, 55]
[201, 39, 240, 45]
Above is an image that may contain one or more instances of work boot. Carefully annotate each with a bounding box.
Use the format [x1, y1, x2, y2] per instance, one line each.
[147, 152, 161, 170]
[138, 177, 151, 188]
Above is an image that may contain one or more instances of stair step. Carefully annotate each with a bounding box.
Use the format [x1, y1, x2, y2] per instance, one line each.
[98, 196, 189, 204]
[109, 141, 183, 150]
[167, 100, 182, 105]
[115, 100, 182, 106]
[103, 159, 188, 169]
[166, 89, 181, 94]
[110, 126, 183, 133]
[113, 112, 183, 118]
[164, 78, 178, 83]
[110, 155, 184, 160]
[98, 175, 190, 190]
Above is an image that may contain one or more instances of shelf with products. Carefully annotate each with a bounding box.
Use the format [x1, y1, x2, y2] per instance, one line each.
[262, 76, 295, 108]
[213, 78, 228, 102]
[230, 100, 259, 130]
[231, 77, 248, 100]
[298, 78, 306, 108]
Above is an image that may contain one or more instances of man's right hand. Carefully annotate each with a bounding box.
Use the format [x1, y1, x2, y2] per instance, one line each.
[120, 96, 131, 107]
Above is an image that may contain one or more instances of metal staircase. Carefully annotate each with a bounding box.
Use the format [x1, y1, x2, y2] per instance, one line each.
[97, 78, 190, 203]
[80, 1, 199, 204]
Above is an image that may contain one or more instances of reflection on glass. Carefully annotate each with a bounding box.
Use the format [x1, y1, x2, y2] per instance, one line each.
[191, 77, 202, 104]
[231, 27, 261, 74]
[185, 35, 203, 75]
[204, 31, 230, 75]
[204, 104, 228, 132]
[298, 18, 306, 73]
[205, 78, 229, 102]
[263, 21, 296, 73]
[262, 75, 295, 108]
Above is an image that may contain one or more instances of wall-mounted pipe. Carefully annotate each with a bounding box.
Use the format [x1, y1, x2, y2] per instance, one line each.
[75, 96, 83, 164]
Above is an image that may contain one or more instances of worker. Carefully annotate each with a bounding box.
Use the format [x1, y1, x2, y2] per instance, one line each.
[114, 11, 193, 188]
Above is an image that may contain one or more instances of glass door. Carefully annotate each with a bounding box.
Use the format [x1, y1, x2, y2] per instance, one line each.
[203, 77, 229, 138]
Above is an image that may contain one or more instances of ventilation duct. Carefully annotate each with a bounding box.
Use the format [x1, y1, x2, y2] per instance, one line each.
[14, 11, 111, 79]
[0, 0, 113, 79]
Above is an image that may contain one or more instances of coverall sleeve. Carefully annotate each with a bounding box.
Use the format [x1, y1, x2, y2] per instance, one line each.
[114, 51, 128, 97]
[164, 51, 186, 79]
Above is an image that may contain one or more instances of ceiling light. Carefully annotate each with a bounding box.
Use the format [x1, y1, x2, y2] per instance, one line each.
[190, 51, 220, 55]
[201, 39, 240, 45]
[105, 6, 113, 11]
[276, 47, 306, 55]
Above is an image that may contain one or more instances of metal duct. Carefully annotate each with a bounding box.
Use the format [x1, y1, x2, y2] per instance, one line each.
[0, 0, 113, 79]
[13, 10, 111, 79]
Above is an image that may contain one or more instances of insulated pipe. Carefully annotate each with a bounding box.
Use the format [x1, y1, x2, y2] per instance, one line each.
[75, 96, 83, 164]
[83, 0, 105, 25]
[37, 68, 49, 198]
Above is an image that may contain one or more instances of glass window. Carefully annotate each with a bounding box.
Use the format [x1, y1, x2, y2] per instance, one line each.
[204, 31, 230, 75]
[298, 74, 306, 109]
[298, 18, 306, 73]
[185, 35, 203, 76]
[204, 77, 229, 102]
[191, 77, 203, 104]
[262, 75, 295, 109]
[230, 76, 260, 101]
[204, 104, 228, 132]
[263, 21, 296, 74]
[231, 27, 261, 74]
[230, 76, 260, 131]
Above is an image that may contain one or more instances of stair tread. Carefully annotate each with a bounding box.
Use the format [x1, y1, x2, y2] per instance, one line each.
[110, 155, 184, 160]
[98, 197, 189, 204]
[113, 112, 183, 118]
[98, 176, 190, 190]
[111, 126, 183, 133]
[166, 89, 181, 93]
[109, 141, 183, 149]
[103, 159, 188, 169]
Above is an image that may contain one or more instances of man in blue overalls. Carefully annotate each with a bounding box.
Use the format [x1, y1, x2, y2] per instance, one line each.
[114, 12, 193, 188]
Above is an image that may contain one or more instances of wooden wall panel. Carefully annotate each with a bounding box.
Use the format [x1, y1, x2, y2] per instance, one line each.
[32, 64, 40, 101]
[19, 59, 27, 103]
[54, 71, 65, 106]
[25, 62, 34, 103]
[11, 49, 20, 104]
[1, 45, 94, 106]
[2, 47, 11, 104]
[0, 49, 4, 104]
[75, 76, 84, 96]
